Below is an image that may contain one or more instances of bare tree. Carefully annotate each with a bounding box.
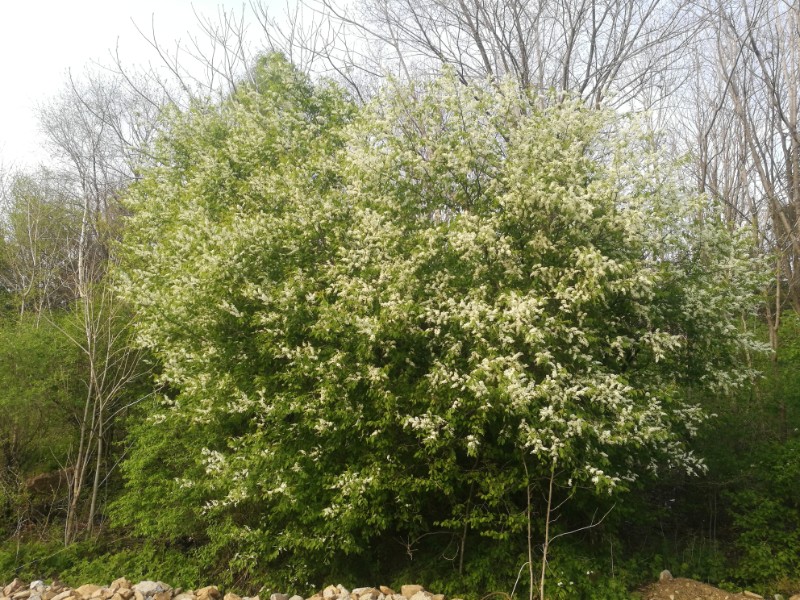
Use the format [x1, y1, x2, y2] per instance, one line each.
[687, 0, 800, 354]
[36, 72, 156, 543]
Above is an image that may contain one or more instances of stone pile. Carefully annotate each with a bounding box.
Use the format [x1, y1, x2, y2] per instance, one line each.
[0, 579, 454, 600]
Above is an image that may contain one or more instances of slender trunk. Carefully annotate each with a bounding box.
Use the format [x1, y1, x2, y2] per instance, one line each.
[539, 459, 556, 600]
[87, 398, 103, 537]
[521, 458, 535, 600]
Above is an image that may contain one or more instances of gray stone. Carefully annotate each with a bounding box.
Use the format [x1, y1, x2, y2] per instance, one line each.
[29, 584, 44, 592]
[658, 570, 673, 582]
[743, 593, 763, 600]
[270, 594, 289, 600]
[133, 584, 165, 598]
[289, 596, 303, 600]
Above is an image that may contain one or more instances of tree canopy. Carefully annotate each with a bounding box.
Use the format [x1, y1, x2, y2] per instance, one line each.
[112, 54, 764, 590]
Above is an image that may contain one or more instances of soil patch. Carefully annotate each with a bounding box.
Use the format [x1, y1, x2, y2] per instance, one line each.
[637, 577, 762, 600]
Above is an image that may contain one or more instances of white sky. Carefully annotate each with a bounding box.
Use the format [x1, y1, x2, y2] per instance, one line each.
[0, 0, 282, 169]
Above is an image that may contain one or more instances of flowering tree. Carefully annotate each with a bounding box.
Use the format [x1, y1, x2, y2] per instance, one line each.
[115, 54, 763, 592]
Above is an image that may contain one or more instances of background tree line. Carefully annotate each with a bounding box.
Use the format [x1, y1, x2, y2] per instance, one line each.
[0, 0, 799, 598]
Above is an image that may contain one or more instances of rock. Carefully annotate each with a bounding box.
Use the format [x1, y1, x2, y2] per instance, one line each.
[152, 592, 171, 600]
[195, 589, 220, 600]
[288, 596, 303, 600]
[787, 595, 800, 600]
[13, 591, 33, 600]
[111, 581, 132, 593]
[224, 594, 241, 600]
[133, 583, 168, 598]
[378, 591, 393, 598]
[29, 584, 45, 592]
[51, 591, 73, 600]
[173, 595, 196, 600]
[400, 589, 424, 600]
[431, 596, 444, 600]
[110, 593, 125, 600]
[323, 587, 339, 600]
[775, 595, 785, 600]
[409, 592, 430, 600]
[5, 580, 25, 596]
[269, 594, 288, 600]
[42, 592, 57, 600]
[658, 570, 673, 582]
[116, 591, 133, 600]
[743, 593, 763, 599]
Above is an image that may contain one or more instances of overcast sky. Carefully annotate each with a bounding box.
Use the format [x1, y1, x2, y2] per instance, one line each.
[0, 0, 282, 169]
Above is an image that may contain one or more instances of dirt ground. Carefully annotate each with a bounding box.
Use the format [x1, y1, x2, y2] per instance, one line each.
[636, 577, 767, 600]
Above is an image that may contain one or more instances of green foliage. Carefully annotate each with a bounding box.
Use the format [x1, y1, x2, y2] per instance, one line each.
[726, 436, 800, 591]
[0, 315, 84, 532]
[114, 55, 763, 590]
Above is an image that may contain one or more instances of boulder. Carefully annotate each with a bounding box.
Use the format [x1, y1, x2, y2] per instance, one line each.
[152, 592, 171, 600]
[353, 590, 380, 600]
[110, 581, 132, 593]
[133, 583, 169, 598]
[5, 580, 25, 597]
[288, 596, 303, 600]
[29, 584, 45, 592]
[195, 589, 220, 600]
[322, 587, 339, 600]
[269, 594, 288, 600]
[51, 591, 74, 600]
[399, 589, 424, 600]
[409, 593, 430, 600]
[658, 570, 673, 582]
[224, 594, 241, 600]
[42, 592, 57, 600]
[173, 595, 196, 600]
[116, 591, 133, 600]
[13, 590, 33, 600]
[378, 591, 394, 598]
